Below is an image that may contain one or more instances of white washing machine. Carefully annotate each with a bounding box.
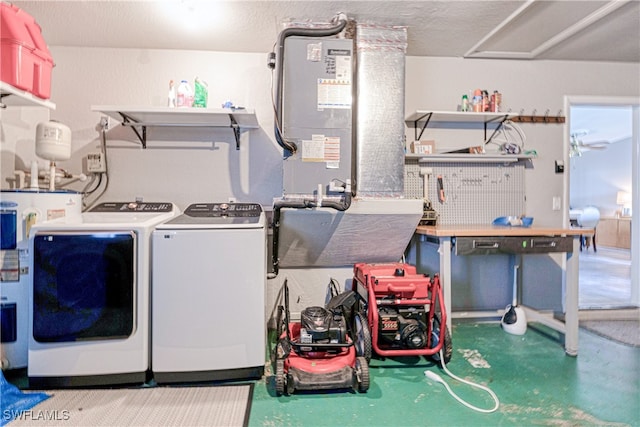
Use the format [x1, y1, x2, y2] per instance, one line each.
[151, 202, 267, 384]
[0, 190, 82, 370]
[27, 201, 178, 387]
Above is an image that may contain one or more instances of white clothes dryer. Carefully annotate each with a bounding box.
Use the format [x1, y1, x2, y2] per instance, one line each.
[28, 201, 178, 387]
[151, 202, 267, 384]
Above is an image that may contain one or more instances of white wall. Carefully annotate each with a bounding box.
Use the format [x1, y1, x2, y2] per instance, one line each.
[3, 47, 284, 210]
[5, 49, 639, 214]
[404, 57, 639, 311]
[2, 46, 639, 313]
[405, 57, 640, 227]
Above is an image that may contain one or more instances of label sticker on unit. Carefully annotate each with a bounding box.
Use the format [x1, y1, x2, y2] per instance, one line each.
[300, 329, 313, 344]
[0, 250, 20, 282]
[47, 209, 66, 221]
[330, 50, 352, 81]
[307, 43, 322, 62]
[19, 249, 28, 275]
[302, 135, 325, 162]
[302, 135, 340, 167]
[317, 79, 351, 109]
[324, 136, 340, 168]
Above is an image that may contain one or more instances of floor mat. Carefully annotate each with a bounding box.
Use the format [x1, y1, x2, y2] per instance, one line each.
[8, 384, 253, 427]
[580, 319, 640, 347]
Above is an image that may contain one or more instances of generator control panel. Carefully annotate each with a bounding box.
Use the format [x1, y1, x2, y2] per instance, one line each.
[90, 202, 174, 212]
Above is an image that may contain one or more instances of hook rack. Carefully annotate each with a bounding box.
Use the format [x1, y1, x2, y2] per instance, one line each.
[510, 109, 565, 123]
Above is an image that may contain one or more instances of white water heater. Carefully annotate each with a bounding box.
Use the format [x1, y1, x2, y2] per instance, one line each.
[0, 190, 82, 369]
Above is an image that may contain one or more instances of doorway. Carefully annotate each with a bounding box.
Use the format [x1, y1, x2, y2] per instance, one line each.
[565, 96, 639, 310]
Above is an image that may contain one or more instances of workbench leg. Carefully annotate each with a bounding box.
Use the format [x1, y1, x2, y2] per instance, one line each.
[439, 237, 452, 332]
[564, 237, 580, 356]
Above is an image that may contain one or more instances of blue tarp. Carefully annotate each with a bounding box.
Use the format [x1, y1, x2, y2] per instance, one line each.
[0, 370, 49, 426]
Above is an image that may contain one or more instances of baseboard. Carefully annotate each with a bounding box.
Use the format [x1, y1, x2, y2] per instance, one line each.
[578, 307, 640, 321]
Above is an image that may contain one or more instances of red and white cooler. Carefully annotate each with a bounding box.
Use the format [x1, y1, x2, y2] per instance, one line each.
[0, 2, 54, 99]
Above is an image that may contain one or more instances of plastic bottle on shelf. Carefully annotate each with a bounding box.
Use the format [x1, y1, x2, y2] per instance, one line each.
[193, 77, 208, 108]
[482, 90, 490, 112]
[472, 89, 483, 112]
[461, 94, 470, 112]
[492, 90, 502, 112]
[168, 80, 176, 107]
[177, 80, 193, 107]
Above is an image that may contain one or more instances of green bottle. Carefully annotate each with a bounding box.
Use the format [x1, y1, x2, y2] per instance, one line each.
[461, 94, 470, 112]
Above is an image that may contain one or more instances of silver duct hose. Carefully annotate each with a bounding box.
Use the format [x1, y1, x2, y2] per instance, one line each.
[268, 13, 348, 155]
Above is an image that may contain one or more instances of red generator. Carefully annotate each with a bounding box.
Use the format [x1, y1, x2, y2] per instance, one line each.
[351, 262, 452, 363]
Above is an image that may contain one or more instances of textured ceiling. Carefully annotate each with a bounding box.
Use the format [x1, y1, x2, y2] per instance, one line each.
[11, 0, 640, 62]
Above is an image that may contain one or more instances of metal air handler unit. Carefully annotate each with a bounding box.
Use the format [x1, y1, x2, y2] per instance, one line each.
[272, 17, 422, 271]
[281, 36, 354, 196]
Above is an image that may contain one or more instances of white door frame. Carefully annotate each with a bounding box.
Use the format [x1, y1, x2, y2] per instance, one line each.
[564, 95, 639, 307]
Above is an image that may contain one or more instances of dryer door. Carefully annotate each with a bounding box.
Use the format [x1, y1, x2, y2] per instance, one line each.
[32, 231, 136, 342]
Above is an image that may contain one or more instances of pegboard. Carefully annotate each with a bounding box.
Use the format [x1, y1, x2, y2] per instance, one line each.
[405, 158, 526, 225]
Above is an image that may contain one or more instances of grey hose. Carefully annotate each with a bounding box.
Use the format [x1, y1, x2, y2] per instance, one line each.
[271, 14, 348, 154]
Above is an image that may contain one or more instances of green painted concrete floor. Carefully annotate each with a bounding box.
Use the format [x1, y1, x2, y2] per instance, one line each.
[250, 321, 639, 427]
[4, 321, 638, 426]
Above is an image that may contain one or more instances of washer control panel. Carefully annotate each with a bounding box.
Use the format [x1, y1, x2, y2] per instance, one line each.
[90, 202, 174, 212]
[184, 203, 262, 218]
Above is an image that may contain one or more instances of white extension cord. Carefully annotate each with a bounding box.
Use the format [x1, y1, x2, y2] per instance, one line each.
[424, 349, 500, 413]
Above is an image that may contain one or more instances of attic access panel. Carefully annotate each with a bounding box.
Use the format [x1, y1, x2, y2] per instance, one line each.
[465, 0, 634, 60]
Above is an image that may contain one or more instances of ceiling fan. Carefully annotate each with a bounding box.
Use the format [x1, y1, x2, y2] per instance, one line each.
[570, 129, 610, 157]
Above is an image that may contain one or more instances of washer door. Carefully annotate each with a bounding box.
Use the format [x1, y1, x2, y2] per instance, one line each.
[32, 231, 136, 342]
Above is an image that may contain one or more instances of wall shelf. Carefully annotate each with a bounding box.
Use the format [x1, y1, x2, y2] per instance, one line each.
[91, 105, 259, 149]
[0, 82, 56, 109]
[405, 110, 520, 144]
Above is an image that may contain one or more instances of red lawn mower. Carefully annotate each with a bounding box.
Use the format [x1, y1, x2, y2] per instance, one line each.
[273, 280, 370, 396]
[351, 262, 452, 364]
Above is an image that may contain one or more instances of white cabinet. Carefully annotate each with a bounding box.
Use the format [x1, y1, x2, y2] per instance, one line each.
[597, 217, 631, 249]
[91, 105, 259, 149]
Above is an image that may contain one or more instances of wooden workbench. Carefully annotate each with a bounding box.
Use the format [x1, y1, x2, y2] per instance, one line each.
[416, 224, 592, 238]
[414, 225, 594, 356]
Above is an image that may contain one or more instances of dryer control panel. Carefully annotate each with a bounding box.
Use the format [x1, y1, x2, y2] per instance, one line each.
[90, 202, 174, 212]
[184, 203, 262, 218]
